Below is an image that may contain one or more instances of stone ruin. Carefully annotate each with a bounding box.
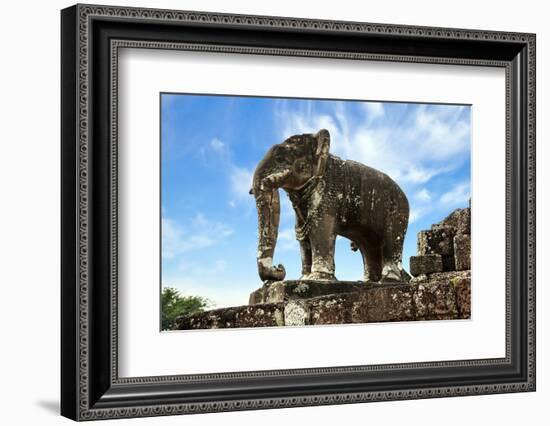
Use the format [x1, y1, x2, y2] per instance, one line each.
[174, 205, 471, 330]
[410, 203, 471, 278]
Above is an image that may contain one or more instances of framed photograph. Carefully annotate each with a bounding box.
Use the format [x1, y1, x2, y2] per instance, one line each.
[61, 4, 536, 421]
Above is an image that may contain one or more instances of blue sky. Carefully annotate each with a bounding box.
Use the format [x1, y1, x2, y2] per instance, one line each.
[161, 94, 471, 308]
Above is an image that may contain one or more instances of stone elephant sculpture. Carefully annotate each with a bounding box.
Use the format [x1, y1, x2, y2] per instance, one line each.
[251, 129, 411, 283]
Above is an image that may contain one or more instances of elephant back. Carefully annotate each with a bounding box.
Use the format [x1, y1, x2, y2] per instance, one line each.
[342, 159, 409, 228]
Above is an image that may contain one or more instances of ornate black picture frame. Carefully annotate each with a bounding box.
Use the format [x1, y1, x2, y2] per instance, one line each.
[61, 4, 536, 421]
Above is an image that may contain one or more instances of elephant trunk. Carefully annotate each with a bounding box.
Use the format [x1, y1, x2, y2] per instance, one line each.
[253, 184, 286, 282]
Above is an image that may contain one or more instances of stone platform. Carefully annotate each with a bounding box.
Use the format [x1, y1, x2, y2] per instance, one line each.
[175, 273, 470, 330]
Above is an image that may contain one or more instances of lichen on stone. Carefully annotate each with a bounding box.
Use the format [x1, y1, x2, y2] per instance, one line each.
[284, 301, 309, 326]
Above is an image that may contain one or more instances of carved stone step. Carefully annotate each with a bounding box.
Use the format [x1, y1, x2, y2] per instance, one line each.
[175, 277, 470, 330]
[249, 280, 369, 305]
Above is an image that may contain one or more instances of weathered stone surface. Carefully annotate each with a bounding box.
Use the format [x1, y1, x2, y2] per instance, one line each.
[284, 300, 310, 326]
[175, 303, 284, 330]
[414, 281, 458, 320]
[434, 206, 471, 235]
[248, 287, 266, 305]
[418, 227, 455, 256]
[424, 270, 471, 283]
[252, 129, 410, 284]
[308, 295, 350, 325]
[453, 276, 471, 319]
[350, 292, 370, 324]
[410, 204, 470, 295]
[250, 280, 366, 305]
[366, 285, 415, 322]
[441, 255, 456, 272]
[453, 234, 471, 271]
[410, 273, 428, 283]
[177, 278, 470, 329]
[410, 254, 443, 277]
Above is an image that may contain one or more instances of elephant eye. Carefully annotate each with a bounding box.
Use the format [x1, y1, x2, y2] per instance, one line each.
[294, 159, 311, 175]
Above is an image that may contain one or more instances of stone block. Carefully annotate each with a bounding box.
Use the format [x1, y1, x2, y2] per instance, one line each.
[234, 305, 285, 328]
[425, 270, 470, 283]
[308, 293, 356, 325]
[453, 276, 471, 319]
[350, 292, 370, 324]
[436, 207, 471, 235]
[365, 285, 414, 322]
[284, 300, 310, 326]
[175, 303, 284, 330]
[249, 287, 266, 304]
[413, 281, 458, 320]
[453, 234, 471, 271]
[410, 273, 428, 283]
[409, 254, 443, 276]
[441, 255, 456, 272]
[178, 278, 470, 329]
[251, 280, 366, 304]
[418, 227, 455, 256]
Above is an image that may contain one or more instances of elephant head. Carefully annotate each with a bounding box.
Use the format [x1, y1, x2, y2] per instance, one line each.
[251, 129, 331, 281]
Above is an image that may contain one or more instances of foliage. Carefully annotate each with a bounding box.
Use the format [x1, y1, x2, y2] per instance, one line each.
[161, 287, 212, 330]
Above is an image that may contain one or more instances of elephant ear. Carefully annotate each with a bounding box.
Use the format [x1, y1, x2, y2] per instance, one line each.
[314, 129, 330, 177]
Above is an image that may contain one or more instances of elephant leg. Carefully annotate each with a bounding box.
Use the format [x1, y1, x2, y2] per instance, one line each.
[360, 241, 383, 283]
[380, 225, 410, 283]
[307, 216, 337, 281]
[299, 239, 313, 280]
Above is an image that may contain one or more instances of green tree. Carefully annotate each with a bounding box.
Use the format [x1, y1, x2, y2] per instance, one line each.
[161, 287, 212, 330]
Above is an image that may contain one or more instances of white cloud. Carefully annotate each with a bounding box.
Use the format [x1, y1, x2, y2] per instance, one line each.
[275, 100, 470, 187]
[408, 189, 435, 223]
[273, 100, 471, 230]
[279, 193, 296, 224]
[162, 213, 233, 260]
[412, 105, 471, 160]
[200, 136, 254, 205]
[230, 167, 253, 200]
[277, 228, 299, 252]
[362, 102, 385, 121]
[439, 181, 471, 207]
[409, 209, 423, 224]
[414, 188, 432, 202]
[210, 137, 225, 152]
[198, 137, 256, 207]
[409, 206, 433, 224]
[400, 166, 446, 184]
[162, 216, 185, 260]
[198, 136, 233, 167]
